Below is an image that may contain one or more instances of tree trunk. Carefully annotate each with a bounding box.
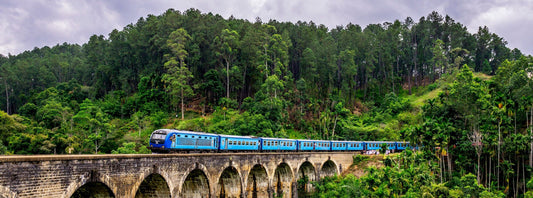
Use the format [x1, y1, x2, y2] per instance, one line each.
[332, 115, 338, 140]
[496, 117, 502, 186]
[226, 60, 230, 99]
[408, 64, 412, 95]
[530, 106, 532, 167]
[181, 86, 184, 120]
[439, 150, 443, 183]
[3, 77, 8, 114]
[489, 155, 492, 191]
[477, 147, 481, 184]
[447, 145, 452, 180]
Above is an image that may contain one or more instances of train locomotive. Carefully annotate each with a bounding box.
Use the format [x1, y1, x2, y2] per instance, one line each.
[149, 129, 413, 153]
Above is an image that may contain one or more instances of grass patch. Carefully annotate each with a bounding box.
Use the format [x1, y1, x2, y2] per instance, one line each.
[474, 72, 493, 81]
[353, 154, 370, 165]
[409, 87, 442, 108]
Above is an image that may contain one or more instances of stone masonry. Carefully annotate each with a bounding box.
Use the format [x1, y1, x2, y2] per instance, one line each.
[0, 152, 357, 198]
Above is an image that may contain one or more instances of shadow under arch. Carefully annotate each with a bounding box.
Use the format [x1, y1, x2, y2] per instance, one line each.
[180, 169, 210, 198]
[273, 162, 293, 198]
[320, 160, 338, 178]
[246, 164, 269, 198]
[216, 166, 242, 198]
[134, 173, 171, 198]
[70, 181, 114, 198]
[64, 170, 116, 198]
[297, 161, 316, 196]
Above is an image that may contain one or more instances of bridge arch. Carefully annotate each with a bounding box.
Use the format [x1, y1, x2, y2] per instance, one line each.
[272, 162, 293, 198]
[245, 164, 269, 198]
[70, 181, 114, 198]
[64, 170, 116, 198]
[216, 166, 242, 198]
[179, 168, 211, 198]
[297, 161, 316, 196]
[134, 173, 171, 198]
[320, 159, 339, 178]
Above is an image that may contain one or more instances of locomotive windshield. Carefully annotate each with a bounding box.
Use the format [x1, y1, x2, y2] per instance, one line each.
[150, 130, 168, 144]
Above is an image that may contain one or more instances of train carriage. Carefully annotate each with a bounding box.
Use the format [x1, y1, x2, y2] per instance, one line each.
[365, 141, 397, 151]
[261, 138, 297, 152]
[330, 141, 348, 151]
[346, 141, 365, 151]
[298, 140, 330, 151]
[396, 142, 411, 151]
[331, 140, 365, 151]
[219, 134, 260, 151]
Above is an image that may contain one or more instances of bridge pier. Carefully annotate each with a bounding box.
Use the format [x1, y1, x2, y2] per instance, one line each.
[0, 152, 356, 198]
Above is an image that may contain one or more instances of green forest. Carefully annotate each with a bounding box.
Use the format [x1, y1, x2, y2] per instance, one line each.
[2, 8, 533, 196]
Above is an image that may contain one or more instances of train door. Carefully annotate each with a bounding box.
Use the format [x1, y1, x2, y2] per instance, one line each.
[224, 138, 228, 149]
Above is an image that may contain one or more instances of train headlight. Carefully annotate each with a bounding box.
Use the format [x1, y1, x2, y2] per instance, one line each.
[162, 146, 165, 149]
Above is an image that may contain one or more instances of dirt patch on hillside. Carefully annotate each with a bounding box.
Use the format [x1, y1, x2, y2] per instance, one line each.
[342, 154, 385, 178]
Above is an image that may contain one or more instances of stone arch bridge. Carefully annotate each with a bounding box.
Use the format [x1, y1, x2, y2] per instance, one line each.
[0, 152, 356, 198]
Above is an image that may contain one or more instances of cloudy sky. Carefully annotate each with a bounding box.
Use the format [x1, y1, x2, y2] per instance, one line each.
[1, 0, 532, 56]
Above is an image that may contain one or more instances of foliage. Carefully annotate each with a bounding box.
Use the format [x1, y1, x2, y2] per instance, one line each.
[315, 150, 505, 197]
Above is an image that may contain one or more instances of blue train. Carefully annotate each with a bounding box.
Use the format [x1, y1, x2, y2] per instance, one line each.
[149, 129, 414, 153]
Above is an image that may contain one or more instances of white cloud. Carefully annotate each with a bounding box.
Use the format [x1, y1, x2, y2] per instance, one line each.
[0, 0, 531, 56]
[465, 1, 533, 53]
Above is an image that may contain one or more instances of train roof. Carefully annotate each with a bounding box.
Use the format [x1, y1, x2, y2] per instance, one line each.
[296, 139, 330, 142]
[260, 137, 296, 141]
[218, 134, 259, 139]
[154, 129, 218, 136]
[364, 141, 398, 143]
[330, 140, 365, 143]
